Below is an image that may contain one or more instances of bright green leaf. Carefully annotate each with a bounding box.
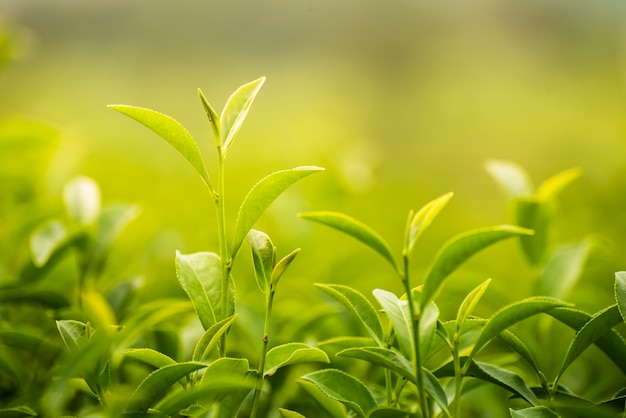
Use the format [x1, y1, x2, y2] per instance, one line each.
[536, 167, 581, 201]
[515, 198, 553, 265]
[469, 297, 568, 362]
[422, 367, 450, 416]
[315, 283, 384, 346]
[301, 369, 377, 417]
[123, 348, 177, 370]
[368, 407, 409, 418]
[539, 240, 591, 299]
[510, 406, 559, 418]
[406, 192, 453, 254]
[264, 343, 329, 377]
[421, 225, 533, 308]
[127, 362, 207, 412]
[192, 314, 237, 363]
[554, 304, 623, 387]
[198, 88, 221, 145]
[473, 361, 539, 406]
[0, 406, 38, 417]
[300, 211, 397, 271]
[373, 289, 412, 359]
[338, 347, 414, 383]
[220, 76, 265, 155]
[93, 204, 140, 261]
[30, 220, 67, 267]
[248, 230, 275, 293]
[279, 408, 307, 418]
[108, 105, 214, 195]
[416, 291, 439, 360]
[56, 319, 89, 350]
[197, 357, 255, 418]
[615, 272, 626, 323]
[63, 176, 101, 225]
[271, 248, 300, 288]
[299, 380, 346, 418]
[456, 279, 491, 332]
[231, 166, 324, 257]
[485, 159, 534, 199]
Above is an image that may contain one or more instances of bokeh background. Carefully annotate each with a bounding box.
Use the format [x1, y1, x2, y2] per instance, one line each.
[2, 0, 626, 369]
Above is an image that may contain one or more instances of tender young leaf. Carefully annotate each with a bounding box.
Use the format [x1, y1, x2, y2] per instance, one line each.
[539, 240, 591, 299]
[456, 279, 491, 332]
[536, 167, 581, 201]
[301, 369, 377, 417]
[123, 348, 177, 370]
[338, 347, 414, 383]
[196, 357, 255, 418]
[473, 361, 539, 406]
[0, 406, 38, 417]
[231, 166, 324, 258]
[485, 159, 534, 199]
[127, 362, 207, 412]
[198, 88, 221, 144]
[220, 76, 265, 154]
[469, 297, 568, 362]
[271, 248, 301, 287]
[299, 211, 397, 271]
[422, 367, 450, 416]
[30, 220, 67, 267]
[497, 330, 542, 379]
[192, 315, 237, 363]
[264, 343, 329, 377]
[405, 192, 454, 254]
[279, 409, 307, 418]
[554, 304, 623, 386]
[248, 230, 275, 293]
[108, 105, 213, 195]
[56, 319, 89, 350]
[373, 289, 412, 359]
[510, 406, 559, 418]
[315, 283, 384, 346]
[514, 199, 553, 265]
[417, 292, 440, 360]
[63, 176, 101, 225]
[615, 272, 626, 323]
[299, 380, 347, 418]
[176, 251, 233, 330]
[420, 225, 533, 308]
[93, 204, 140, 260]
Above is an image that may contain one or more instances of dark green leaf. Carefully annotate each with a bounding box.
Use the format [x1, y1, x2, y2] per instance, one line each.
[264, 343, 329, 377]
[302, 369, 377, 417]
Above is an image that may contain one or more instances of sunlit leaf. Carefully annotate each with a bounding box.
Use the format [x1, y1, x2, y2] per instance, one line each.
[299, 380, 346, 418]
[81, 288, 117, 331]
[368, 407, 409, 418]
[232, 166, 324, 258]
[420, 225, 533, 308]
[127, 362, 207, 412]
[301, 369, 377, 417]
[415, 289, 439, 360]
[615, 272, 626, 323]
[554, 304, 623, 386]
[279, 408, 307, 418]
[264, 343, 329, 377]
[93, 204, 140, 264]
[300, 211, 397, 271]
[192, 315, 237, 363]
[406, 192, 453, 254]
[472, 360, 539, 406]
[271, 248, 300, 288]
[108, 105, 214, 195]
[373, 289, 412, 359]
[315, 283, 384, 346]
[510, 406, 559, 418]
[198, 88, 221, 144]
[497, 330, 542, 378]
[30, 220, 67, 267]
[176, 251, 233, 330]
[422, 367, 450, 416]
[515, 199, 553, 265]
[63, 176, 101, 225]
[485, 159, 534, 199]
[469, 297, 568, 362]
[456, 279, 491, 332]
[248, 230, 275, 293]
[123, 348, 177, 370]
[220, 76, 265, 154]
[338, 347, 414, 382]
[196, 357, 255, 418]
[539, 240, 591, 299]
[56, 319, 89, 350]
[536, 167, 581, 201]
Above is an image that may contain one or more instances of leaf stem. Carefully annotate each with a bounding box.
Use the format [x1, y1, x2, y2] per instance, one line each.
[250, 288, 275, 418]
[452, 337, 463, 418]
[216, 146, 230, 357]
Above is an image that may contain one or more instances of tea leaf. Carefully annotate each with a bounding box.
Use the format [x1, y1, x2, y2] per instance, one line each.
[108, 105, 214, 195]
[127, 362, 207, 412]
[456, 279, 491, 332]
[339, 347, 413, 382]
[248, 230, 275, 293]
[192, 314, 237, 363]
[119, 299, 193, 347]
[470, 297, 568, 361]
[0, 406, 37, 417]
[198, 88, 221, 144]
[279, 409, 306, 418]
[417, 293, 440, 360]
[421, 225, 533, 308]
[368, 407, 410, 418]
[472, 361, 539, 406]
[56, 319, 88, 350]
[232, 166, 324, 258]
[299, 380, 346, 418]
[63, 176, 101, 225]
[271, 248, 301, 288]
[264, 343, 329, 377]
[301, 369, 377, 417]
[93, 204, 140, 262]
[615, 272, 626, 323]
[176, 251, 234, 330]
[406, 192, 453, 254]
[300, 211, 397, 271]
[497, 330, 541, 378]
[510, 406, 559, 418]
[220, 76, 265, 155]
[123, 348, 177, 370]
[555, 304, 623, 386]
[30, 220, 67, 267]
[196, 357, 255, 418]
[539, 240, 591, 299]
[0, 330, 56, 355]
[514, 199, 553, 265]
[536, 167, 581, 201]
[485, 159, 534, 199]
[315, 283, 384, 346]
[373, 289, 412, 359]
[422, 367, 450, 416]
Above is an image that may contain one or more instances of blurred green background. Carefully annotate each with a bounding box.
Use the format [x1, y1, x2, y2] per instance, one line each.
[2, 0, 626, 321]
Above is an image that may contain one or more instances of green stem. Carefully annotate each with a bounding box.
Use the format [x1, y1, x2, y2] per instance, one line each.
[250, 289, 275, 418]
[401, 255, 430, 418]
[452, 338, 463, 418]
[216, 147, 230, 357]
